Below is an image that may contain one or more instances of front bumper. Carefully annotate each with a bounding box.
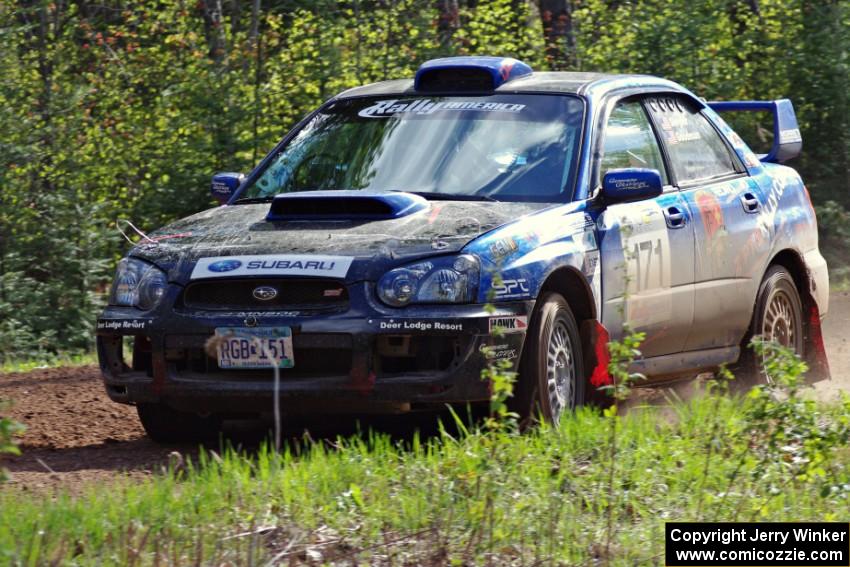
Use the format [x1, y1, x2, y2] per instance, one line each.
[96, 285, 533, 415]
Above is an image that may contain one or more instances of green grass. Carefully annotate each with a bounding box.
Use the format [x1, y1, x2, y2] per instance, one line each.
[1, 389, 849, 565]
[0, 351, 97, 374]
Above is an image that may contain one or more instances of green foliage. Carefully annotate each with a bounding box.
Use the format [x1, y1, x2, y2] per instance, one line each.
[744, 340, 850, 499]
[0, 351, 97, 375]
[0, 1, 848, 361]
[453, 0, 545, 66]
[0, 400, 24, 483]
[0, 380, 848, 562]
[480, 350, 519, 430]
[688, 339, 850, 521]
[604, 324, 646, 401]
[575, 0, 849, 202]
[480, 271, 520, 430]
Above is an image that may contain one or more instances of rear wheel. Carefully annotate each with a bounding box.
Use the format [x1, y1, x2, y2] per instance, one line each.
[736, 265, 804, 386]
[512, 292, 585, 427]
[137, 403, 222, 444]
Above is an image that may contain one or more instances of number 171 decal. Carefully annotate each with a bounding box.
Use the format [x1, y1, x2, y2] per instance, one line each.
[622, 212, 672, 326]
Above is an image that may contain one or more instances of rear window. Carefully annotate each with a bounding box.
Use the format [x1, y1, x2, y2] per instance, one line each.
[646, 96, 740, 185]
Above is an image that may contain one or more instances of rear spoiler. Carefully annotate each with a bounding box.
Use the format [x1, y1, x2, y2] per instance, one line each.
[707, 99, 802, 163]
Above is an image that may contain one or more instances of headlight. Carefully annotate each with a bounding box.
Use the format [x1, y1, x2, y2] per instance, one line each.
[109, 258, 168, 310]
[377, 254, 479, 307]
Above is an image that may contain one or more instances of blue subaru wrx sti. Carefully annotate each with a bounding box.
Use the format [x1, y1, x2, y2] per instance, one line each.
[97, 56, 830, 442]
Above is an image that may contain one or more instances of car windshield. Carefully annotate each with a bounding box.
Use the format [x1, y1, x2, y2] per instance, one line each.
[237, 94, 585, 203]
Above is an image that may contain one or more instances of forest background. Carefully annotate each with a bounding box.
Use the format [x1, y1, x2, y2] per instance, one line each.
[1, 0, 847, 362]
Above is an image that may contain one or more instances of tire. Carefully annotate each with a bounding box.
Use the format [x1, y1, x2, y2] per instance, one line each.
[735, 265, 804, 386]
[137, 403, 222, 444]
[512, 292, 585, 427]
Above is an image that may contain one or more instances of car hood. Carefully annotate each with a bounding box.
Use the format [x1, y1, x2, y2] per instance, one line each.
[130, 199, 551, 282]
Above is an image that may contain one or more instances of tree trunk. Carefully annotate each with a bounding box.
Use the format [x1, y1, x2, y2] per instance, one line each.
[251, 0, 263, 163]
[435, 0, 459, 47]
[199, 0, 227, 62]
[538, 0, 578, 70]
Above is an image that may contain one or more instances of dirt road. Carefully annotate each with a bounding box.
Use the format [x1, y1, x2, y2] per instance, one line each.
[2, 291, 848, 492]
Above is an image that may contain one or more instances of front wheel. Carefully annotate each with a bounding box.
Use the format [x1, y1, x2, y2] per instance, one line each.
[512, 292, 585, 426]
[736, 265, 804, 386]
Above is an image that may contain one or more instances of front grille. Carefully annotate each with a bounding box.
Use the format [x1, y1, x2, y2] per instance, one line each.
[182, 278, 348, 311]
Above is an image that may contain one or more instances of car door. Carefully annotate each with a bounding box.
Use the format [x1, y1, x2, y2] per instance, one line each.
[643, 95, 767, 352]
[596, 98, 696, 358]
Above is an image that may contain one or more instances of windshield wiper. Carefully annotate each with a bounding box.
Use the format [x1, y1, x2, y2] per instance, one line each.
[232, 196, 275, 205]
[390, 190, 498, 202]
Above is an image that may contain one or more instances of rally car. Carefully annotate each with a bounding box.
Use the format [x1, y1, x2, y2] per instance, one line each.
[97, 56, 830, 442]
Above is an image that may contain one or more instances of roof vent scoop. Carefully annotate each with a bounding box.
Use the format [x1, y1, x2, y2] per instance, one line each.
[414, 56, 533, 92]
[266, 190, 429, 222]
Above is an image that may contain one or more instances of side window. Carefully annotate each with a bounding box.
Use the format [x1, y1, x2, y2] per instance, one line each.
[646, 96, 739, 185]
[600, 101, 668, 185]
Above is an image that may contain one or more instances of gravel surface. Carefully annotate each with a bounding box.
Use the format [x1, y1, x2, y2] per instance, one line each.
[0, 366, 179, 492]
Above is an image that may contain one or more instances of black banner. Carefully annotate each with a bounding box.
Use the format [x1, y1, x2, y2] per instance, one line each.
[666, 523, 849, 566]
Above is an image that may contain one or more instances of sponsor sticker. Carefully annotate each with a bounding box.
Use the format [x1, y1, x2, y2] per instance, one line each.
[611, 176, 652, 192]
[97, 318, 150, 331]
[376, 320, 464, 332]
[743, 151, 761, 168]
[191, 254, 354, 279]
[489, 315, 528, 334]
[582, 252, 600, 277]
[694, 189, 725, 240]
[489, 237, 519, 258]
[728, 131, 745, 147]
[493, 278, 530, 299]
[479, 343, 518, 361]
[779, 128, 802, 144]
[358, 98, 526, 119]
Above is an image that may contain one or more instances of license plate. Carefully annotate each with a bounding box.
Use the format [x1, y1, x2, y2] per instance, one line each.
[214, 327, 294, 369]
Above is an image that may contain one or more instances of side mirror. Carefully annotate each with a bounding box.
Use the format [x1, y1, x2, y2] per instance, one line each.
[601, 168, 663, 204]
[211, 172, 244, 205]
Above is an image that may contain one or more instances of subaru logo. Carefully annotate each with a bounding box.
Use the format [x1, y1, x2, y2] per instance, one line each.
[252, 286, 278, 301]
[207, 259, 242, 273]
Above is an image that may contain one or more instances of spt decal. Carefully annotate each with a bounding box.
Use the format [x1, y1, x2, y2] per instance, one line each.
[493, 278, 530, 298]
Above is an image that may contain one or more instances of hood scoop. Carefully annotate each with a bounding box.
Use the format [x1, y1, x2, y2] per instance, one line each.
[266, 190, 428, 222]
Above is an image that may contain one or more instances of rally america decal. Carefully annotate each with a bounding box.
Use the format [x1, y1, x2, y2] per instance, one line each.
[358, 99, 526, 118]
[191, 255, 354, 279]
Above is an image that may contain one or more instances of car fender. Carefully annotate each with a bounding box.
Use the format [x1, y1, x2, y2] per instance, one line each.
[464, 202, 600, 310]
[756, 163, 826, 309]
